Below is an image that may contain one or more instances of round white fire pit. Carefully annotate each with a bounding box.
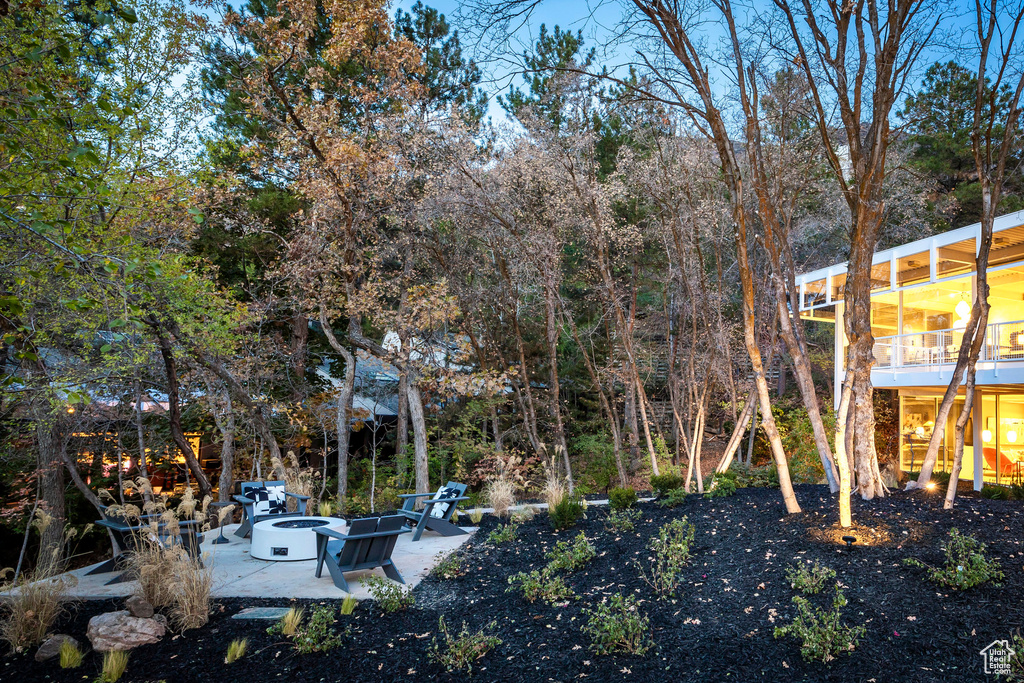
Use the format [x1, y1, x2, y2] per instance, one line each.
[250, 517, 345, 561]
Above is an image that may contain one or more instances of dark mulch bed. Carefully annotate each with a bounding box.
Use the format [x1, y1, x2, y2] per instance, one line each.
[9, 484, 1022, 682]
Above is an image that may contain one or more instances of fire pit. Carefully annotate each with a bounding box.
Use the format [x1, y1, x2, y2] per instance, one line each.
[250, 516, 345, 561]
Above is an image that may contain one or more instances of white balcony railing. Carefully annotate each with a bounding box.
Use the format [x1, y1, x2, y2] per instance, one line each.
[873, 319, 1024, 369]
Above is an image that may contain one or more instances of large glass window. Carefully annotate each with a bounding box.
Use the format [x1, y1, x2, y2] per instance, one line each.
[901, 276, 971, 334]
[937, 237, 976, 278]
[897, 251, 930, 286]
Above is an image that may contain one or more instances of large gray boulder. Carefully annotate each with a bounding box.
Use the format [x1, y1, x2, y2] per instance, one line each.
[86, 610, 166, 652]
[34, 634, 79, 662]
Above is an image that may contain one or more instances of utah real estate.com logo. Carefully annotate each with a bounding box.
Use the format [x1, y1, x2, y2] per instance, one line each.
[981, 639, 1015, 676]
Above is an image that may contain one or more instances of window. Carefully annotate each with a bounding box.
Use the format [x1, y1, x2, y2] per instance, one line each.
[897, 251, 930, 286]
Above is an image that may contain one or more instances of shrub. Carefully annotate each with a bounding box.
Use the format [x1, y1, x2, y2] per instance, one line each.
[903, 528, 1004, 589]
[638, 517, 695, 598]
[582, 594, 653, 656]
[649, 473, 684, 497]
[545, 533, 596, 573]
[655, 488, 687, 509]
[433, 552, 465, 580]
[605, 507, 642, 532]
[225, 638, 248, 664]
[365, 576, 415, 613]
[428, 617, 501, 675]
[1008, 630, 1024, 681]
[980, 484, 1010, 500]
[732, 463, 779, 488]
[705, 471, 738, 498]
[549, 495, 585, 531]
[785, 561, 837, 595]
[127, 533, 180, 609]
[99, 650, 129, 682]
[507, 569, 576, 604]
[609, 486, 637, 510]
[340, 595, 358, 615]
[292, 606, 344, 654]
[774, 586, 865, 663]
[59, 640, 83, 668]
[0, 574, 71, 652]
[486, 523, 518, 545]
[542, 471, 567, 510]
[511, 506, 536, 523]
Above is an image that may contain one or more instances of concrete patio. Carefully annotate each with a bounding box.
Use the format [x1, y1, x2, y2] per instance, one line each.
[62, 521, 477, 601]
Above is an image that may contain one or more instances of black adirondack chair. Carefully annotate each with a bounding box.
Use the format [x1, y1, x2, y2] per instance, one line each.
[233, 480, 310, 538]
[90, 515, 204, 585]
[313, 515, 409, 592]
[397, 481, 469, 542]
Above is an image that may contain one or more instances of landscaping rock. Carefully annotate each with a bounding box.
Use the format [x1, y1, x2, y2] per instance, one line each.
[126, 596, 154, 619]
[87, 610, 165, 652]
[34, 634, 79, 662]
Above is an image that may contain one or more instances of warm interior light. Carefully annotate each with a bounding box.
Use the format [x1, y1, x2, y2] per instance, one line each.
[955, 300, 971, 318]
[983, 429, 993, 443]
[915, 426, 925, 437]
[1008, 430, 1018, 443]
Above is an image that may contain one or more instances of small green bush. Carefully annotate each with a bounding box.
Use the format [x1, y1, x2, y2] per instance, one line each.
[732, 463, 779, 488]
[545, 533, 596, 573]
[365, 576, 416, 612]
[609, 486, 637, 510]
[340, 594, 357, 615]
[705, 470, 738, 497]
[980, 484, 1010, 500]
[638, 517, 695, 598]
[785, 561, 837, 595]
[506, 569, 576, 605]
[1009, 484, 1024, 501]
[549, 495, 585, 531]
[649, 473, 684, 497]
[655, 488, 687, 509]
[428, 617, 501, 675]
[605, 507, 642, 532]
[486, 523, 518, 545]
[774, 586, 865, 663]
[292, 606, 345, 654]
[581, 594, 653, 655]
[903, 528, 1003, 590]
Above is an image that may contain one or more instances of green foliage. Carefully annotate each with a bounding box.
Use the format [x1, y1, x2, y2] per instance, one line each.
[99, 650, 129, 683]
[785, 562, 837, 595]
[432, 552, 465, 580]
[545, 533, 596, 572]
[571, 433, 620, 491]
[291, 606, 344, 654]
[340, 595, 358, 615]
[649, 473, 684, 497]
[428, 617, 501, 675]
[486, 523, 518, 545]
[469, 507, 484, 524]
[638, 517, 695, 598]
[224, 638, 247, 664]
[705, 470, 738, 498]
[365, 577, 416, 613]
[609, 486, 637, 510]
[732, 463, 780, 488]
[581, 594, 653, 656]
[549, 495, 585, 531]
[656, 488, 688, 508]
[903, 528, 1003, 590]
[774, 586, 865, 663]
[605, 507, 642, 532]
[980, 484, 1010, 500]
[268, 607, 303, 636]
[507, 568, 575, 604]
[59, 639, 83, 668]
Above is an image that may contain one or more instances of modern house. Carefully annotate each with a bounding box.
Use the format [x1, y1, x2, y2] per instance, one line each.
[796, 210, 1024, 489]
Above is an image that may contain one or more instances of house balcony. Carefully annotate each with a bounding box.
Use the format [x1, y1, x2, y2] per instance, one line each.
[871, 319, 1024, 387]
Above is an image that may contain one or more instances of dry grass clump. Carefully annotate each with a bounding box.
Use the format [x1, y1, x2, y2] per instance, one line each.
[0, 515, 80, 652]
[169, 552, 213, 631]
[99, 650, 129, 682]
[225, 638, 248, 664]
[59, 639, 83, 668]
[272, 452, 319, 513]
[279, 607, 304, 636]
[484, 479, 516, 518]
[542, 457, 567, 510]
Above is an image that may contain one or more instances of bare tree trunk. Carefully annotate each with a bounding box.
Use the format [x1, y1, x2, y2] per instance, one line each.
[133, 383, 153, 504]
[213, 386, 236, 503]
[396, 372, 409, 478]
[407, 379, 430, 495]
[149, 318, 214, 501]
[543, 281, 574, 491]
[716, 397, 755, 474]
[319, 313, 357, 505]
[834, 381, 854, 527]
[35, 412, 65, 568]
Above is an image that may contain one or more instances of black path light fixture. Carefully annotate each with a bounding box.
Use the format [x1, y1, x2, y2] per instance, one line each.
[842, 535, 857, 548]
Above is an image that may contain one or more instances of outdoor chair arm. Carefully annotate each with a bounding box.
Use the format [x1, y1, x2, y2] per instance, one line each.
[284, 491, 310, 501]
[397, 492, 436, 500]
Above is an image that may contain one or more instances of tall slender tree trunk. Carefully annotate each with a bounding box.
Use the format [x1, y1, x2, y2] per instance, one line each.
[396, 372, 409, 480]
[36, 412, 65, 570]
[407, 379, 430, 495]
[543, 281, 574, 491]
[320, 313, 357, 505]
